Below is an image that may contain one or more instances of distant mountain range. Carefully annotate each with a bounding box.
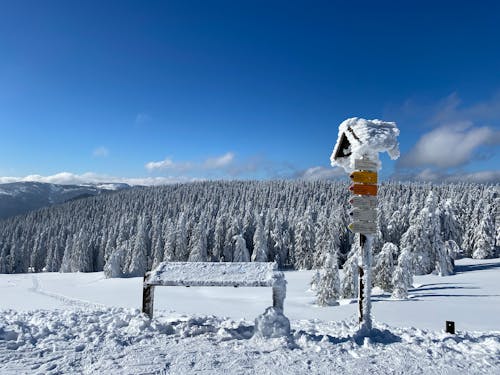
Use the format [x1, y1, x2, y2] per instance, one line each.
[0, 181, 131, 219]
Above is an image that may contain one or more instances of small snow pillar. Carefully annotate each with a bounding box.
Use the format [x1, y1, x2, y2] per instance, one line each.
[142, 273, 155, 319]
[272, 277, 286, 312]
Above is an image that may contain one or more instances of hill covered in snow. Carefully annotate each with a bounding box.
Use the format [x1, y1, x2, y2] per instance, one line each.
[0, 181, 131, 219]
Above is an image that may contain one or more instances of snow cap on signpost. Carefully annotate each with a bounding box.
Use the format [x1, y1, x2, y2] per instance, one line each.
[330, 117, 400, 173]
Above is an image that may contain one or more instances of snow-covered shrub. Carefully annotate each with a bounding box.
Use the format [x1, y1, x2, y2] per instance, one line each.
[315, 251, 340, 306]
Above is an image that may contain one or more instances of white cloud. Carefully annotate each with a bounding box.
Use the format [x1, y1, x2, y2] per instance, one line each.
[203, 152, 235, 169]
[92, 146, 109, 158]
[145, 152, 235, 173]
[393, 168, 500, 184]
[399, 122, 499, 168]
[0, 172, 198, 186]
[145, 158, 177, 171]
[295, 166, 345, 180]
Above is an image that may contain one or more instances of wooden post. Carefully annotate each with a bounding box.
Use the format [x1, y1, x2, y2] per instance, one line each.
[142, 273, 155, 319]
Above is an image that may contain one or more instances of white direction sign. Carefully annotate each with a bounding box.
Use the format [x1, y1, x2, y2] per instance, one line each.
[348, 221, 377, 234]
[350, 196, 377, 210]
[350, 208, 377, 222]
[354, 159, 377, 171]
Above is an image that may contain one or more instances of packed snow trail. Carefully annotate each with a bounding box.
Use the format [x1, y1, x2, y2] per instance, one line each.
[0, 309, 498, 374]
[29, 275, 106, 310]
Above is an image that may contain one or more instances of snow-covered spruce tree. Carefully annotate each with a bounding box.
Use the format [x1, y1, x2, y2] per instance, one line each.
[435, 240, 454, 276]
[162, 219, 176, 262]
[310, 270, 320, 292]
[386, 210, 407, 246]
[270, 212, 291, 267]
[188, 219, 208, 262]
[341, 237, 361, 299]
[472, 207, 496, 259]
[175, 212, 189, 261]
[313, 211, 339, 269]
[440, 200, 461, 245]
[391, 247, 413, 299]
[400, 191, 443, 275]
[251, 212, 269, 262]
[223, 218, 242, 262]
[444, 240, 461, 262]
[373, 242, 397, 292]
[212, 214, 226, 261]
[127, 216, 149, 277]
[104, 248, 124, 278]
[294, 208, 315, 269]
[232, 234, 250, 262]
[316, 250, 341, 306]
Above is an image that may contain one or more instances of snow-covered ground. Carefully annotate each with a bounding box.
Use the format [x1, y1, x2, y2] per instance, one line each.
[1, 258, 499, 374]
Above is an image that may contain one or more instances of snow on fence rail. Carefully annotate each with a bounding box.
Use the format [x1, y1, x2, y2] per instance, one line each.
[142, 262, 287, 319]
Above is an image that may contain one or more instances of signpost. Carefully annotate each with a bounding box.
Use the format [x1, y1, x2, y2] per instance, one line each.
[330, 117, 400, 333]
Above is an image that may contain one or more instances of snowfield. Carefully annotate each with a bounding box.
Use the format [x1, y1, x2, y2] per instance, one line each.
[1, 258, 499, 374]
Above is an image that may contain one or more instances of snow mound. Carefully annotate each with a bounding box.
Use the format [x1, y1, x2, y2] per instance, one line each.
[254, 307, 291, 339]
[330, 117, 400, 172]
[1, 308, 499, 374]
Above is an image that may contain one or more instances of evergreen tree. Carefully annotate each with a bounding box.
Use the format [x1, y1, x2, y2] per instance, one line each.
[316, 250, 340, 306]
[373, 242, 397, 292]
[232, 234, 250, 262]
[391, 247, 413, 299]
[128, 216, 148, 277]
[294, 208, 315, 269]
[251, 213, 268, 262]
[341, 239, 361, 299]
[188, 219, 208, 262]
[472, 207, 496, 259]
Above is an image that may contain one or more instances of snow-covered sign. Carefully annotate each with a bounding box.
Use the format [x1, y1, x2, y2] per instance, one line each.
[350, 208, 377, 222]
[330, 117, 400, 173]
[350, 171, 377, 184]
[348, 221, 377, 234]
[354, 159, 378, 172]
[350, 196, 377, 210]
[331, 117, 400, 331]
[349, 184, 377, 196]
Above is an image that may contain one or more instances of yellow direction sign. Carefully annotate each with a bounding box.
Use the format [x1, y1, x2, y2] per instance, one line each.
[350, 184, 377, 196]
[350, 171, 377, 184]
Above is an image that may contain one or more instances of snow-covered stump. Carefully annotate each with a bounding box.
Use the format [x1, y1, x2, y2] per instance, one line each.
[142, 262, 287, 321]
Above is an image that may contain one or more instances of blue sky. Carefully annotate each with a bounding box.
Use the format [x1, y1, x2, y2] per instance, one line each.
[1, 0, 499, 185]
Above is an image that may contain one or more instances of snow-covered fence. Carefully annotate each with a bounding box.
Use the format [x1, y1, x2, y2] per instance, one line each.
[142, 262, 287, 319]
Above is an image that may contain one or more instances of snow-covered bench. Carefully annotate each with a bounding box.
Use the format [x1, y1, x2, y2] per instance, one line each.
[142, 262, 286, 319]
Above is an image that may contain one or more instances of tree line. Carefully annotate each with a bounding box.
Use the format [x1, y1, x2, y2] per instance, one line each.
[0, 181, 497, 285]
